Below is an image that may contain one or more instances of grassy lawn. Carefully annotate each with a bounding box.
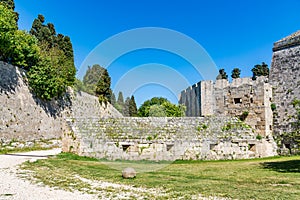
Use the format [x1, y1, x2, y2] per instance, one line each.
[21, 153, 300, 199]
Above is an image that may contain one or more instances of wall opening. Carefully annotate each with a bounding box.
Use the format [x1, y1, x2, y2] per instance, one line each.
[234, 98, 242, 104]
[167, 144, 174, 151]
[249, 144, 256, 152]
[210, 144, 217, 150]
[122, 145, 130, 152]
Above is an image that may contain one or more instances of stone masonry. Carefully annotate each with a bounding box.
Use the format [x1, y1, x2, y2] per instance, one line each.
[0, 61, 121, 150]
[63, 116, 277, 161]
[270, 30, 300, 153]
[179, 77, 273, 137]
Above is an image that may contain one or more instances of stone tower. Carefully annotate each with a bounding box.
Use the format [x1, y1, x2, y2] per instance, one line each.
[270, 30, 300, 153]
[179, 77, 273, 137]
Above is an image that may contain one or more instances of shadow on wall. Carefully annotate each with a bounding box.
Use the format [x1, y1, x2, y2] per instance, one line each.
[0, 61, 72, 118]
[0, 62, 19, 94]
[32, 91, 73, 119]
[261, 160, 300, 173]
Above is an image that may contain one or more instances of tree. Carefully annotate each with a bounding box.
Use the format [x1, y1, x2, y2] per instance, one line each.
[27, 44, 74, 100]
[251, 62, 269, 80]
[0, 0, 18, 23]
[95, 68, 112, 105]
[111, 92, 116, 106]
[138, 97, 168, 117]
[123, 97, 131, 117]
[162, 101, 186, 117]
[30, 14, 76, 77]
[231, 68, 241, 79]
[0, 4, 39, 69]
[117, 91, 124, 105]
[216, 69, 228, 80]
[138, 97, 185, 117]
[129, 95, 138, 117]
[149, 104, 166, 117]
[26, 14, 76, 100]
[82, 64, 105, 95]
[0, 0, 15, 10]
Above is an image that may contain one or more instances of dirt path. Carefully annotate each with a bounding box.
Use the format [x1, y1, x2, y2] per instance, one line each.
[0, 149, 97, 200]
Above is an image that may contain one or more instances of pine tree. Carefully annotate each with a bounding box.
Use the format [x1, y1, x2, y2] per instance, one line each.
[95, 68, 112, 105]
[0, 0, 15, 10]
[216, 69, 228, 80]
[123, 97, 131, 117]
[117, 91, 124, 105]
[251, 62, 269, 80]
[129, 95, 138, 117]
[231, 68, 241, 79]
[83, 64, 105, 95]
[111, 92, 116, 106]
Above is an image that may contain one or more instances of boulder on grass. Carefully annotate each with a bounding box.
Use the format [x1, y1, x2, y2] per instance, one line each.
[122, 167, 136, 179]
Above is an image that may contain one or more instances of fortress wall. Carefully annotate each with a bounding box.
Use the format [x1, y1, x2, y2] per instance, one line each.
[0, 62, 66, 143]
[270, 31, 300, 152]
[0, 61, 121, 149]
[63, 116, 277, 161]
[180, 77, 272, 136]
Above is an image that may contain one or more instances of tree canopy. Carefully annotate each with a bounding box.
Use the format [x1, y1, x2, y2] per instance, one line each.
[216, 69, 228, 80]
[251, 62, 269, 80]
[82, 64, 105, 95]
[129, 95, 138, 117]
[95, 67, 112, 105]
[138, 97, 185, 117]
[231, 68, 241, 79]
[0, 4, 39, 70]
[0, 3, 76, 100]
[27, 14, 76, 100]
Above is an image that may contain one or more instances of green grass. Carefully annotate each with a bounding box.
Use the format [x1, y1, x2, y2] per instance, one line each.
[21, 153, 300, 199]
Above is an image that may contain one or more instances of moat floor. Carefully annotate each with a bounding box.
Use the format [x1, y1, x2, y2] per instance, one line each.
[0, 149, 97, 200]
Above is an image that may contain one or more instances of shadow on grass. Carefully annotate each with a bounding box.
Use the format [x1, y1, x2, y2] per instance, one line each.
[261, 159, 300, 173]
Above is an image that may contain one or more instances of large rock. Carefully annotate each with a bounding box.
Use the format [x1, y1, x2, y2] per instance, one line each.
[122, 167, 136, 179]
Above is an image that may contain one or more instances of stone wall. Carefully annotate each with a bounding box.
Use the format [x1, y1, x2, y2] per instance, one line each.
[270, 30, 300, 153]
[63, 116, 277, 161]
[179, 77, 273, 137]
[0, 61, 121, 149]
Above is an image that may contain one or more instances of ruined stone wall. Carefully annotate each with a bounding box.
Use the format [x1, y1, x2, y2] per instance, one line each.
[0, 61, 121, 149]
[270, 31, 300, 153]
[180, 77, 272, 136]
[63, 116, 277, 161]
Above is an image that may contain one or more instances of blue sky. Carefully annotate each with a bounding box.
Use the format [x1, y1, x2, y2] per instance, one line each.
[14, 0, 300, 106]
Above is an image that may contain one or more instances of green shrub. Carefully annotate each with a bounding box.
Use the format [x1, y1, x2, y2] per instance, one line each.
[256, 134, 262, 140]
[271, 103, 276, 111]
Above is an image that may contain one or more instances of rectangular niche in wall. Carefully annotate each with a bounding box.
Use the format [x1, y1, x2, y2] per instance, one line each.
[248, 144, 256, 152]
[122, 144, 131, 152]
[166, 144, 174, 151]
[234, 98, 242, 104]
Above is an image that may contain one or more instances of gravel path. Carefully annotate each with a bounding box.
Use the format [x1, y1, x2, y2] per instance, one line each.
[0, 149, 97, 200]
